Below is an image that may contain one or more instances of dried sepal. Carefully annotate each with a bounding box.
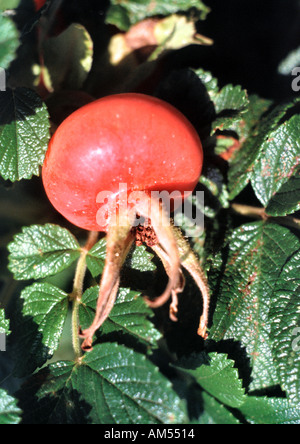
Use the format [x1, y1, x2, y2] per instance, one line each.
[135, 196, 183, 310]
[79, 194, 210, 352]
[172, 227, 210, 339]
[80, 213, 135, 351]
[150, 243, 185, 321]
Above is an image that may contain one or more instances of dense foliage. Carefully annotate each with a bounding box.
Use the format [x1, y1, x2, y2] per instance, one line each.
[0, 0, 299, 424]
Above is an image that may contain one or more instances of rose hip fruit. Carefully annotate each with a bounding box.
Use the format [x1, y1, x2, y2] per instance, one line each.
[43, 93, 203, 232]
[42, 93, 210, 351]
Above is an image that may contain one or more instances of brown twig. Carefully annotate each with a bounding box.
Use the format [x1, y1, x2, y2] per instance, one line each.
[231, 203, 300, 231]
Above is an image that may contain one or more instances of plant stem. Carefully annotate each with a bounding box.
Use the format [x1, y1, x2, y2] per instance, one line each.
[70, 231, 99, 360]
[71, 295, 82, 361]
[231, 203, 300, 231]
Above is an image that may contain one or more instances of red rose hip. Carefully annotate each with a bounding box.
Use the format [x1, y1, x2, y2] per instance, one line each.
[42, 93, 203, 232]
[42, 93, 209, 351]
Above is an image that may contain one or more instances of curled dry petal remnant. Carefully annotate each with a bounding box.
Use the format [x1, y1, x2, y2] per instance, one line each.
[42, 93, 210, 351]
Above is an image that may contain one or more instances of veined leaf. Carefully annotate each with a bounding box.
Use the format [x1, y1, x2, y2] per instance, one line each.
[266, 166, 300, 216]
[0, 12, 19, 70]
[106, 0, 210, 31]
[228, 101, 296, 199]
[18, 343, 186, 424]
[240, 396, 300, 425]
[0, 88, 50, 182]
[209, 221, 300, 391]
[129, 245, 156, 272]
[236, 94, 273, 141]
[13, 282, 69, 376]
[86, 238, 106, 277]
[251, 114, 300, 214]
[197, 391, 241, 424]
[0, 308, 10, 335]
[213, 84, 248, 115]
[211, 84, 249, 132]
[79, 286, 161, 347]
[269, 250, 300, 405]
[175, 352, 246, 408]
[8, 224, 81, 280]
[194, 69, 248, 134]
[0, 389, 22, 425]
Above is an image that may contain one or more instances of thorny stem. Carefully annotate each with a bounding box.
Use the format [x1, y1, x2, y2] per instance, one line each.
[70, 231, 99, 360]
[231, 203, 300, 231]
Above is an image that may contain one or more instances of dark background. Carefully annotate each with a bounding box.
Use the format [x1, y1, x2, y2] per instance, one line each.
[198, 0, 300, 101]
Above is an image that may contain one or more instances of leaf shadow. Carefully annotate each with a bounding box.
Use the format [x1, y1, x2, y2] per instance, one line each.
[9, 296, 52, 378]
[154, 67, 215, 143]
[0, 89, 42, 126]
[17, 367, 93, 424]
[208, 241, 230, 325]
[156, 270, 210, 358]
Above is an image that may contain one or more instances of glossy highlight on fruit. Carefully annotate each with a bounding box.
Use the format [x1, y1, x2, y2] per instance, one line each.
[42, 93, 203, 232]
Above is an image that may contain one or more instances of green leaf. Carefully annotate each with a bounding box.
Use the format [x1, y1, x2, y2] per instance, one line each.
[129, 245, 156, 272]
[235, 94, 273, 141]
[86, 238, 106, 278]
[18, 343, 186, 424]
[198, 165, 230, 217]
[194, 68, 219, 94]
[269, 250, 300, 405]
[13, 282, 69, 376]
[228, 101, 296, 199]
[0, 308, 10, 335]
[213, 84, 249, 115]
[194, 69, 249, 134]
[251, 114, 300, 215]
[40, 24, 93, 93]
[106, 4, 131, 31]
[209, 222, 300, 391]
[0, 389, 22, 425]
[0, 88, 50, 182]
[266, 167, 300, 216]
[8, 224, 81, 280]
[0, 0, 20, 10]
[175, 352, 246, 408]
[106, 0, 210, 31]
[211, 84, 249, 133]
[0, 12, 19, 70]
[240, 396, 300, 425]
[79, 286, 161, 347]
[197, 392, 241, 424]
